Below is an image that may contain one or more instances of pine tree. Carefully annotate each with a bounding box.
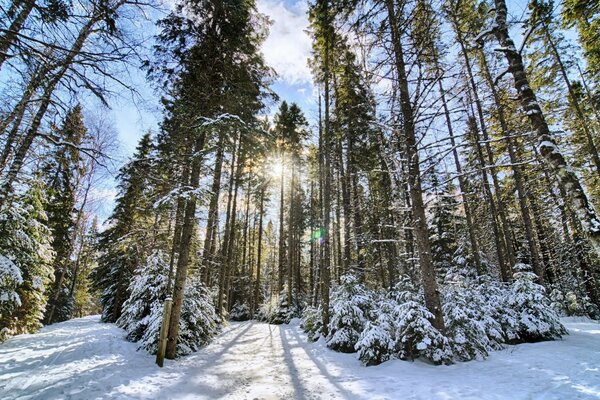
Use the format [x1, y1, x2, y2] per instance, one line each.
[44, 105, 87, 324]
[0, 180, 54, 341]
[92, 134, 154, 323]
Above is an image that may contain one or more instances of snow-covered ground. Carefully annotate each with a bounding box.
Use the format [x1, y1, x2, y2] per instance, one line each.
[1, 316, 599, 399]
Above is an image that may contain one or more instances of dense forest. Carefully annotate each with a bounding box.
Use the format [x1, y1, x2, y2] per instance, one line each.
[1, 0, 599, 366]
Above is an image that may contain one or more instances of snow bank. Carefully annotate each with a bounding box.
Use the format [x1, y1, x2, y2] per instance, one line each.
[0, 316, 599, 399]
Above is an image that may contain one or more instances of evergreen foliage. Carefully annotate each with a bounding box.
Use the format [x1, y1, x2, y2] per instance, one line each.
[326, 275, 372, 353]
[0, 183, 54, 341]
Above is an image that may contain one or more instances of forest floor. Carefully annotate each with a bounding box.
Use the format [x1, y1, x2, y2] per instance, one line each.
[1, 316, 600, 400]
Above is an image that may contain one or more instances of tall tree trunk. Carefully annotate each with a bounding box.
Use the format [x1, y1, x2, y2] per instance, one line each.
[436, 71, 483, 274]
[543, 27, 600, 177]
[385, 0, 445, 332]
[165, 132, 207, 359]
[452, 18, 516, 275]
[477, 50, 545, 281]
[0, 0, 36, 71]
[253, 185, 265, 314]
[485, 0, 600, 252]
[277, 152, 286, 295]
[201, 134, 225, 283]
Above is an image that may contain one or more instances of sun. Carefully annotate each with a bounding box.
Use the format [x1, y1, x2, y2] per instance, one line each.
[267, 156, 285, 181]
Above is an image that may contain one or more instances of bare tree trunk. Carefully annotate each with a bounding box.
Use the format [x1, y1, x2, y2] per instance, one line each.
[436, 73, 483, 274]
[543, 27, 600, 177]
[277, 152, 286, 295]
[165, 132, 207, 359]
[385, 0, 445, 332]
[0, 0, 36, 70]
[253, 185, 265, 314]
[201, 134, 225, 283]
[320, 2, 333, 334]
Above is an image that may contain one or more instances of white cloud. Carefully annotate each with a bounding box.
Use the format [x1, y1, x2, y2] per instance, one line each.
[257, 0, 313, 85]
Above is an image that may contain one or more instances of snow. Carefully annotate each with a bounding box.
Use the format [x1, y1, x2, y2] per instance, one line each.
[1, 316, 600, 399]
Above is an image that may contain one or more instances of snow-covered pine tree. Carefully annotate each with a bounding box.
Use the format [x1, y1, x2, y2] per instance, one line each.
[117, 250, 169, 344]
[507, 264, 567, 341]
[442, 283, 491, 361]
[229, 302, 251, 321]
[0, 255, 23, 325]
[429, 175, 461, 279]
[270, 286, 300, 325]
[118, 250, 220, 356]
[355, 295, 395, 366]
[326, 274, 373, 353]
[389, 279, 453, 364]
[0, 182, 54, 341]
[300, 305, 323, 342]
[175, 273, 221, 356]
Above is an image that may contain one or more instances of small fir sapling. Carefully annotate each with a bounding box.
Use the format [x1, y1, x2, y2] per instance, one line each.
[355, 295, 395, 366]
[389, 278, 453, 364]
[507, 264, 567, 341]
[300, 305, 322, 341]
[326, 274, 373, 353]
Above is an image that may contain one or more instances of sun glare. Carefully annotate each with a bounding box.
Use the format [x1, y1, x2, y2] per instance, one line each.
[268, 156, 285, 180]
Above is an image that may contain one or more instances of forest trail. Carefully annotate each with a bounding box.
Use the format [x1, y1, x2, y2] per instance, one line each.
[1, 316, 600, 400]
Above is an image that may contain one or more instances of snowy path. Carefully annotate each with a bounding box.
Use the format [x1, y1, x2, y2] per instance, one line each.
[1, 316, 600, 399]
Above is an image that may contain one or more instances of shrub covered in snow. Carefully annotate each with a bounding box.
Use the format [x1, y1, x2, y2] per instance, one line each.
[326, 274, 373, 353]
[117, 250, 220, 356]
[507, 264, 566, 341]
[442, 283, 491, 361]
[268, 288, 300, 325]
[390, 286, 453, 365]
[117, 251, 169, 344]
[176, 274, 221, 356]
[549, 287, 598, 318]
[255, 295, 279, 323]
[355, 296, 395, 366]
[300, 305, 322, 341]
[230, 302, 251, 321]
[0, 255, 23, 319]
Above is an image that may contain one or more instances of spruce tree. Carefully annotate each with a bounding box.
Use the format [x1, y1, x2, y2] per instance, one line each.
[44, 105, 87, 324]
[92, 133, 154, 323]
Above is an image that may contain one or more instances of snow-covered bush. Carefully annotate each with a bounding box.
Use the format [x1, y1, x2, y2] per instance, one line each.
[300, 305, 322, 341]
[176, 274, 221, 356]
[269, 288, 300, 325]
[549, 287, 598, 318]
[326, 274, 373, 353]
[355, 297, 395, 366]
[507, 264, 566, 341]
[475, 276, 519, 344]
[117, 250, 169, 343]
[0, 255, 23, 319]
[255, 295, 279, 322]
[230, 302, 251, 321]
[390, 287, 453, 365]
[442, 284, 490, 361]
[117, 251, 220, 356]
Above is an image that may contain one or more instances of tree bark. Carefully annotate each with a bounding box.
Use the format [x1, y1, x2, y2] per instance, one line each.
[165, 131, 207, 359]
[385, 0, 445, 332]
